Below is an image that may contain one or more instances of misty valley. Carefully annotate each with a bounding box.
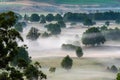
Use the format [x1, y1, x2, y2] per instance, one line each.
[1, 0, 120, 80]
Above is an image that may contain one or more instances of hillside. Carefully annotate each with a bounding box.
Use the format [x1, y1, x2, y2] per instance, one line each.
[31, 0, 120, 5]
[2, 0, 120, 5]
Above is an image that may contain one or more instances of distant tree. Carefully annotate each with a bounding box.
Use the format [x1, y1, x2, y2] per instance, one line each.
[105, 21, 110, 26]
[45, 23, 61, 35]
[54, 14, 63, 21]
[41, 32, 51, 37]
[76, 47, 83, 58]
[110, 65, 118, 73]
[100, 25, 108, 31]
[49, 67, 56, 73]
[82, 27, 106, 46]
[62, 44, 79, 50]
[46, 14, 54, 22]
[40, 15, 46, 24]
[61, 55, 73, 70]
[57, 20, 66, 28]
[24, 14, 29, 21]
[30, 13, 40, 22]
[26, 27, 40, 40]
[83, 18, 95, 27]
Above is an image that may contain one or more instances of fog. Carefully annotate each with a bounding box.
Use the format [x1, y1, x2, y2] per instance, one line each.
[19, 22, 120, 59]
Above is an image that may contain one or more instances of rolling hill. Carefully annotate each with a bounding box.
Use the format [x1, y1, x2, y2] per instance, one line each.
[1, 0, 120, 5]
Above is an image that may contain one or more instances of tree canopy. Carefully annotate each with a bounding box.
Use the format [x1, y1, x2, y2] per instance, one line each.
[30, 13, 40, 22]
[82, 27, 106, 46]
[0, 11, 46, 80]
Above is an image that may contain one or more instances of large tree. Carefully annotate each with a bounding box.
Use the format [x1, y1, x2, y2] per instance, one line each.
[82, 27, 106, 46]
[0, 11, 46, 80]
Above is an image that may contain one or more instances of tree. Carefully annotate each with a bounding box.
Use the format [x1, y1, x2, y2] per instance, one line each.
[61, 55, 73, 70]
[24, 14, 29, 21]
[40, 15, 46, 24]
[83, 18, 95, 27]
[54, 14, 63, 21]
[30, 13, 40, 22]
[82, 27, 106, 46]
[45, 23, 61, 35]
[46, 14, 54, 22]
[0, 11, 46, 80]
[76, 47, 83, 58]
[26, 27, 40, 40]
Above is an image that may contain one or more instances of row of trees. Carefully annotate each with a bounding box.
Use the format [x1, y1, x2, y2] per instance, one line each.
[64, 11, 120, 22]
[25, 13, 63, 22]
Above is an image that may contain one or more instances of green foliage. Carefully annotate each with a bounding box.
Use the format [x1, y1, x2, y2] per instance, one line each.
[49, 67, 56, 73]
[100, 25, 108, 31]
[83, 18, 95, 26]
[62, 44, 79, 50]
[82, 27, 106, 46]
[14, 22, 26, 32]
[26, 27, 40, 40]
[45, 23, 61, 35]
[30, 13, 40, 22]
[116, 73, 120, 80]
[110, 65, 118, 73]
[104, 28, 120, 40]
[76, 47, 83, 58]
[0, 11, 46, 80]
[40, 15, 46, 24]
[61, 55, 73, 70]
[24, 14, 29, 21]
[54, 14, 63, 21]
[24, 62, 47, 80]
[41, 32, 51, 37]
[46, 14, 54, 22]
[57, 20, 66, 28]
[11, 46, 31, 66]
